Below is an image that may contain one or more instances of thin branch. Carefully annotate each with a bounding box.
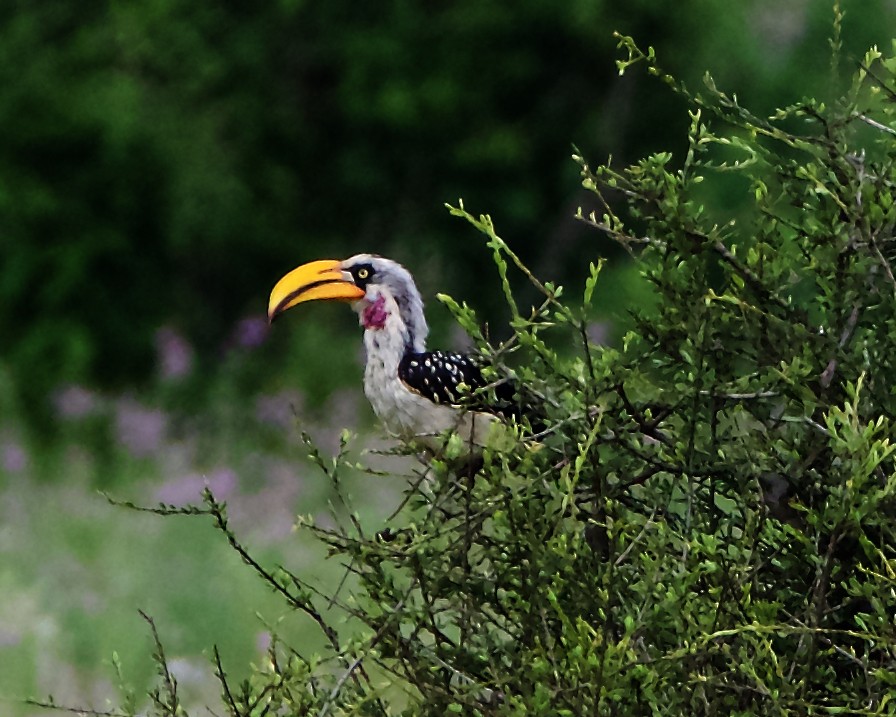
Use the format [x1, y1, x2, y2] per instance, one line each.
[319, 598, 407, 717]
[854, 112, 896, 136]
[23, 701, 130, 717]
[869, 235, 896, 292]
[709, 236, 796, 315]
[213, 646, 240, 717]
[614, 510, 658, 566]
[201, 490, 386, 715]
[698, 389, 779, 400]
[139, 609, 181, 716]
[820, 303, 860, 388]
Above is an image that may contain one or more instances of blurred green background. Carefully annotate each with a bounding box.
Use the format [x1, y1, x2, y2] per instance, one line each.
[1, 0, 894, 713]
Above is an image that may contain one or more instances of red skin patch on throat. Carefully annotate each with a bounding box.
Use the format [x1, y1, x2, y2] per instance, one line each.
[362, 294, 388, 329]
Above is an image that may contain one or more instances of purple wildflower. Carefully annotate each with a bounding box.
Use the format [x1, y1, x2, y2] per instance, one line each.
[0, 627, 21, 648]
[115, 397, 167, 458]
[234, 458, 305, 542]
[207, 466, 238, 496]
[155, 327, 194, 380]
[166, 658, 207, 686]
[53, 384, 98, 420]
[325, 389, 361, 431]
[256, 631, 272, 654]
[154, 466, 238, 506]
[586, 321, 611, 347]
[232, 315, 269, 350]
[1, 436, 28, 473]
[254, 390, 304, 428]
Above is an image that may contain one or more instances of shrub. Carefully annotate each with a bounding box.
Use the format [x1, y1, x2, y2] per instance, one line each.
[37, 32, 896, 717]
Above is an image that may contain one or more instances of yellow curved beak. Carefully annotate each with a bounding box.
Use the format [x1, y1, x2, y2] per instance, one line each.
[268, 259, 365, 323]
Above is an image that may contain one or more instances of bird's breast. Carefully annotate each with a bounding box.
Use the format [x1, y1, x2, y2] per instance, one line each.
[363, 353, 501, 452]
[360, 317, 503, 452]
[363, 354, 426, 436]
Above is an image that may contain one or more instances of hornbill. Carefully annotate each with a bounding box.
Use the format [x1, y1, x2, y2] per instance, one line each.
[268, 254, 523, 452]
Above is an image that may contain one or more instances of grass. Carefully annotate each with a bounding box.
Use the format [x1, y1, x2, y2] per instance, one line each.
[0, 377, 410, 717]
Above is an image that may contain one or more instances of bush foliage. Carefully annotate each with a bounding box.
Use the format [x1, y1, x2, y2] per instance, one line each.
[41, 34, 896, 716]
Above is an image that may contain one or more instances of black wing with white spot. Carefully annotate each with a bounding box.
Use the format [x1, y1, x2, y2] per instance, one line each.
[398, 351, 480, 405]
[398, 351, 521, 418]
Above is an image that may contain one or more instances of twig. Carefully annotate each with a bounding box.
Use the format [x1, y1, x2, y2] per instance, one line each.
[820, 303, 860, 388]
[869, 236, 896, 292]
[23, 700, 130, 717]
[698, 389, 779, 400]
[200, 490, 386, 715]
[203, 491, 341, 650]
[710, 237, 795, 315]
[614, 510, 657, 566]
[318, 598, 406, 717]
[213, 646, 240, 716]
[139, 609, 181, 715]
[854, 112, 896, 136]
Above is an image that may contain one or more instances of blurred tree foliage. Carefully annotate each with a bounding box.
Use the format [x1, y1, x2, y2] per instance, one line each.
[2, 0, 894, 428]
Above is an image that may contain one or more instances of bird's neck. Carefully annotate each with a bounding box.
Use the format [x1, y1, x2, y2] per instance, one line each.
[361, 296, 389, 331]
[360, 293, 417, 370]
[359, 290, 426, 350]
[359, 292, 422, 431]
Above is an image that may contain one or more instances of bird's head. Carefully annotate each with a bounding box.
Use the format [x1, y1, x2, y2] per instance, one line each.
[268, 254, 428, 352]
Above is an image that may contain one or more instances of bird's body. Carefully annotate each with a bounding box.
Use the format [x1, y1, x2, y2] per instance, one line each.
[268, 254, 517, 452]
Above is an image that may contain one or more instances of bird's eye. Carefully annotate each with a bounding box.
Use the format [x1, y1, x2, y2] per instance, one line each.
[357, 268, 370, 279]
